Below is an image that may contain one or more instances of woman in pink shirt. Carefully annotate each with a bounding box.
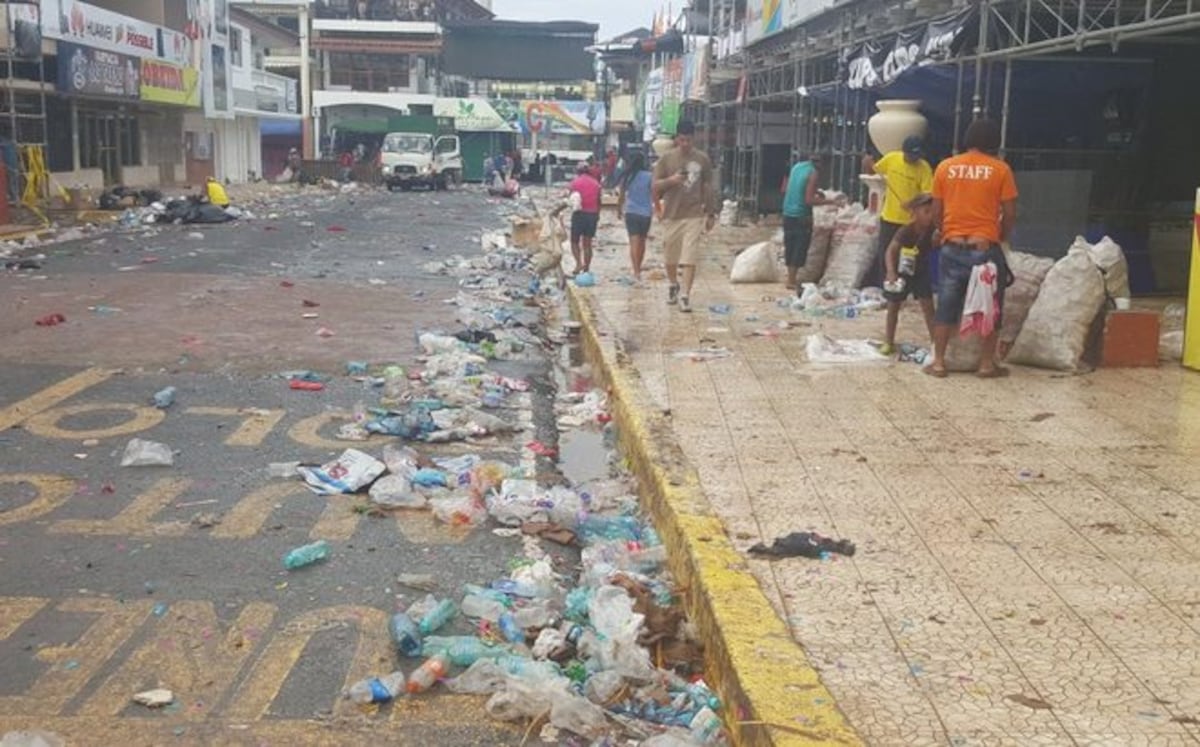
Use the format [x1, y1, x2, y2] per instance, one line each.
[568, 163, 602, 274]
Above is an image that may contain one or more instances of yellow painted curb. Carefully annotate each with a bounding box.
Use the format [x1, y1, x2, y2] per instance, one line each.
[568, 286, 862, 747]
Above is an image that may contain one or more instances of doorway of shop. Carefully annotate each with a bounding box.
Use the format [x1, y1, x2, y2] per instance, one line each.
[79, 109, 138, 186]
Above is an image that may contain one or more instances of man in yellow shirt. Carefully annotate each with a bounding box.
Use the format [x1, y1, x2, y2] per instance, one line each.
[862, 135, 932, 288]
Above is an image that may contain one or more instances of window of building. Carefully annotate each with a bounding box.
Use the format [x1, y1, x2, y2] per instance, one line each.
[230, 28, 244, 68]
[78, 110, 141, 171]
[328, 53, 410, 91]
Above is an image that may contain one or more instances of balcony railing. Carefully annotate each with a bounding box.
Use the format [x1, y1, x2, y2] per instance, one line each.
[314, 0, 438, 21]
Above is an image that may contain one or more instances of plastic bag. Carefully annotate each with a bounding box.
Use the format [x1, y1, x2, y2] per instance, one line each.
[369, 475, 427, 509]
[729, 241, 780, 283]
[297, 448, 386, 495]
[1008, 240, 1106, 371]
[120, 438, 174, 467]
[805, 334, 887, 364]
[430, 492, 487, 526]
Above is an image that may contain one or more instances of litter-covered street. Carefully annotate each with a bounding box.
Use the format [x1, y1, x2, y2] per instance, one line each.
[0, 185, 712, 746]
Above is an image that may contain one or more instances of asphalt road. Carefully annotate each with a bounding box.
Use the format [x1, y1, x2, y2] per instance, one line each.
[0, 185, 575, 745]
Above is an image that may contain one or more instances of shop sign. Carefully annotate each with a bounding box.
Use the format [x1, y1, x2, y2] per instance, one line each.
[140, 58, 200, 107]
[56, 41, 140, 99]
[42, 0, 192, 64]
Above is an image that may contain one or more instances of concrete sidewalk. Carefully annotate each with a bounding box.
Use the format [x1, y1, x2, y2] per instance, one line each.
[572, 215, 1200, 746]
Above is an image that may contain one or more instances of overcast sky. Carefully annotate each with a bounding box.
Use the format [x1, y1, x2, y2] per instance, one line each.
[491, 0, 654, 41]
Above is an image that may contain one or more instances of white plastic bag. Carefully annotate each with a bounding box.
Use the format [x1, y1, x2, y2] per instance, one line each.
[820, 205, 878, 288]
[297, 448, 386, 495]
[729, 241, 780, 283]
[805, 334, 887, 364]
[1008, 240, 1106, 371]
[120, 438, 174, 467]
[369, 475, 427, 509]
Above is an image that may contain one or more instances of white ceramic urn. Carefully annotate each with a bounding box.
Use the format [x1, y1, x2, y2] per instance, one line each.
[867, 99, 928, 155]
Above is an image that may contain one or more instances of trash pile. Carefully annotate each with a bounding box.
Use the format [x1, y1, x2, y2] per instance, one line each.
[792, 282, 887, 318]
[265, 210, 725, 744]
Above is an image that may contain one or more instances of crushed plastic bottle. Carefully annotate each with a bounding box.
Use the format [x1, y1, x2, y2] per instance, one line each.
[406, 653, 450, 694]
[417, 598, 457, 635]
[388, 612, 422, 657]
[283, 540, 330, 570]
[152, 386, 176, 409]
[577, 515, 642, 544]
[346, 671, 406, 704]
[421, 636, 508, 667]
[689, 706, 724, 743]
[497, 613, 525, 644]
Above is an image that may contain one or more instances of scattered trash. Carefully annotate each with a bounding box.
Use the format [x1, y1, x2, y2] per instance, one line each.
[346, 361, 369, 375]
[749, 531, 856, 559]
[35, 313, 66, 327]
[574, 272, 596, 287]
[152, 386, 177, 409]
[289, 380, 324, 391]
[671, 347, 733, 362]
[297, 449, 386, 495]
[0, 731, 64, 747]
[805, 334, 887, 364]
[132, 688, 175, 708]
[191, 512, 221, 528]
[283, 539, 331, 570]
[707, 304, 732, 315]
[729, 241, 780, 284]
[346, 671, 406, 704]
[120, 438, 174, 467]
[302, 299, 320, 308]
[396, 573, 438, 592]
[315, 326, 335, 338]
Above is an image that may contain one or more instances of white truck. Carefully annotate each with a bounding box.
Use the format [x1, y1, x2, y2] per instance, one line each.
[379, 131, 463, 191]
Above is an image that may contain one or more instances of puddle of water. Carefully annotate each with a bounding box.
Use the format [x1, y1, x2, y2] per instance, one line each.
[558, 427, 610, 485]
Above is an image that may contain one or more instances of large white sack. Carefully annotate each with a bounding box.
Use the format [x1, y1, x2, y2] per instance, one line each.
[1085, 235, 1130, 299]
[1008, 241, 1106, 371]
[943, 250, 1058, 372]
[730, 241, 780, 283]
[795, 205, 837, 284]
[821, 205, 878, 289]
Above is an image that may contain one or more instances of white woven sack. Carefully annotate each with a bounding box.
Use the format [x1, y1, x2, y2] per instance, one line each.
[1085, 235, 1130, 300]
[730, 241, 781, 283]
[795, 205, 837, 284]
[821, 205, 878, 288]
[1008, 240, 1106, 371]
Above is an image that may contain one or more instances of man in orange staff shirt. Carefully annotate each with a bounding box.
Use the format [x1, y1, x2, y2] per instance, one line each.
[926, 118, 1018, 379]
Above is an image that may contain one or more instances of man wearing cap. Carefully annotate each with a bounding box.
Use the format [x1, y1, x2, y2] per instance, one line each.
[862, 135, 933, 288]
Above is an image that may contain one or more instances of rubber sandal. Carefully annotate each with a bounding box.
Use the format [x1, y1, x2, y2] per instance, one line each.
[976, 366, 1011, 379]
[922, 365, 948, 378]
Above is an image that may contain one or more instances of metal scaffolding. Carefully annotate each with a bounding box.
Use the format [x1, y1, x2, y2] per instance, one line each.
[706, 0, 1200, 213]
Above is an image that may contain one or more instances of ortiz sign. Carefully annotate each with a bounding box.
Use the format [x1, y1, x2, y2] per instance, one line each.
[43, 0, 192, 65]
[140, 58, 200, 107]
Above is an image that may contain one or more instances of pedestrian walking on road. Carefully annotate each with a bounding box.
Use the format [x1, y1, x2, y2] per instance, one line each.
[617, 150, 653, 283]
[567, 162, 602, 275]
[862, 135, 933, 289]
[652, 119, 717, 313]
[926, 118, 1018, 379]
[781, 153, 836, 290]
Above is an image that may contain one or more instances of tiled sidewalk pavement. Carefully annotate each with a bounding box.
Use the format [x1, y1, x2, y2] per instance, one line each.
[577, 216, 1200, 746]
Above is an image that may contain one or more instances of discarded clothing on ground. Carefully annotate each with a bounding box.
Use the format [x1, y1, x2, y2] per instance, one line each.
[749, 531, 856, 559]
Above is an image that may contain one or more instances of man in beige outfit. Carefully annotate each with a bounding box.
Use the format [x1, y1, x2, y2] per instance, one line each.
[652, 119, 718, 313]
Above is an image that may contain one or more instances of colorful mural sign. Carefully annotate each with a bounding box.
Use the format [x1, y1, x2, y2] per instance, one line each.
[140, 58, 201, 107]
[56, 41, 140, 99]
[517, 100, 606, 136]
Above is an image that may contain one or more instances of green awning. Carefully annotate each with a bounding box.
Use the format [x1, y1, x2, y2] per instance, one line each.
[334, 118, 391, 134]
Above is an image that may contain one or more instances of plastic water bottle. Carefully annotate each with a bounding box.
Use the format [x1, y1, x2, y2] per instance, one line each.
[495, 655, 560, 680]
[686, 680, 722, 711]
[346, 671, 405, 704]
[461, 593, 506, 622]
[406, 653, 450, 694]
[389, 612, 422, 657]
[690, 706, 724, 743]
[152, 386, 176, 409]
[497, 613, 525, 644]
[418, 599, 457, 635]
[898, 246, 918, 276]
[283, 540, 330, 570]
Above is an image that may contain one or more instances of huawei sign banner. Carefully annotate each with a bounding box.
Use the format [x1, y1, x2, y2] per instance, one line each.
[42, 0, 193, 65]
